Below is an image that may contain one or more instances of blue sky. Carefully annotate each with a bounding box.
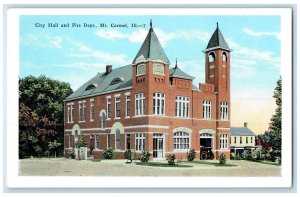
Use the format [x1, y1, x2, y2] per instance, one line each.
[20, 15, 281, 134]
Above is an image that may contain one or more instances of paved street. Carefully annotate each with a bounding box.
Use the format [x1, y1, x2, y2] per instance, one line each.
[19, 158, 281, 177]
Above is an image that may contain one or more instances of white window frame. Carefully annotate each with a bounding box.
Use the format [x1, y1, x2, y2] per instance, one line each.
[115, 97, 121, 118]
[125, 95, 130, 117]
[135, 133, 145, 151]
[136, 64, 146, 76]
[100, 111, 106, 129]
[106, 98, 111, 119]
[153, 93, 165, 115]
[78, 101, 86, 122]
[175, 96, 190, 118]
[220, 134, 228, 150]
[251, 136, 253, 144]
[90, 99, 94, 122]
[234, 136, 236, 144]
[67, 105, 71, 123]
[203, 100, 212, 119]
[173, 131, 190, 150]
[240, 136, 242, 144]
[153, 64, 165, 76]
[246, 137, 248, 144]
[126, 134, 131, 150]
[95, 135, 100, 149]
[115, 130, 121, 150]
[135, 93, 145, 116]
[220, 101, 229, 120]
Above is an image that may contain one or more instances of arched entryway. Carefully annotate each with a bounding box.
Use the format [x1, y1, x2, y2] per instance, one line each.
[199, 129, 215, 160]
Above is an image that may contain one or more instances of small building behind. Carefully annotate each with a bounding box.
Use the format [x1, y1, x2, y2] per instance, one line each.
[230, 123, 260, 155]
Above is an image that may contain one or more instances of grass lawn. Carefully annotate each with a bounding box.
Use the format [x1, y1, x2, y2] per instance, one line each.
[135, 161, 193, 168]
[183, 160, 237, 167]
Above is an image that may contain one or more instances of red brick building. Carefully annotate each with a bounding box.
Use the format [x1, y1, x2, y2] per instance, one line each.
[64, 22, 231, 160]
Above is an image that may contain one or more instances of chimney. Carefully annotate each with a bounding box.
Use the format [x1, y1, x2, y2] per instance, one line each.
[106, 65, 112, 74]
[244, 122, 248, 128]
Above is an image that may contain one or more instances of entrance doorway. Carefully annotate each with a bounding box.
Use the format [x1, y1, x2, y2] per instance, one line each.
[153, 133, 164, 159]
[200, 133, 213, 149]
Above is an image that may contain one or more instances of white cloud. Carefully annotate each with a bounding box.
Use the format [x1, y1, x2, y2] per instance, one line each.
[243, 28, 281, 40]
[95, 28, 210, 47]
[22, 33, 62, 49]
[67, 40, 130, 66]
[227, 38, 281, 68]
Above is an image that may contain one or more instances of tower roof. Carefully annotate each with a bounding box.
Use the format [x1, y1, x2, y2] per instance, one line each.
[132, 21, 170, 64]
[206, 23, 230, 51]
[169, 59, 194, 80]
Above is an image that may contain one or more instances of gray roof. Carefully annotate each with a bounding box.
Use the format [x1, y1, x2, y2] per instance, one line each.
[169, 66, 195, 80]
[66, 64, 132, 100]
[231, 127, 256, 136]
[132, 27, 170, 64]
[206, 24, 230, 51]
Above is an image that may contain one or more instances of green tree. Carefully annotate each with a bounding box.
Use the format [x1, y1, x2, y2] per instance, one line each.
[19, 75, 73, 158]
[259, 77, 282, 161]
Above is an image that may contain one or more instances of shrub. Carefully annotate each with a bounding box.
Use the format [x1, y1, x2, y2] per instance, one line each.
[103, 147, 114, 159]
[235, 153, 241, 160]
[187, 149, 196, 161]
[250, 152, 258, 161]
[219, 153, 227, 165]
[167, 154, 176, 165]
[68, 148, 75, 159]
[230, 152, 236, 160]
[140, 151, 151, 162]
[242, 150, 249, 160]
[74, 140, 87, 149]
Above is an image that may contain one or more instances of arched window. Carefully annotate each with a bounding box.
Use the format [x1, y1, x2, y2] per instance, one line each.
[115, 129, 121, 150]
[101, 112, 106, 129]
[110, 77, 124, 85]
[173, 131, 190, 150]
[222, 52, 227, 61]
[208, 53, 215, 62]
[85, 84, 97, 91]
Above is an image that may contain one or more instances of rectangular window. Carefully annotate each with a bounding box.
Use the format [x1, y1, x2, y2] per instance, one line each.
[135, 133, 145, 151]
[71, 104, 74, 122]
[153, 93, 165, 115]
[107, 98, 111, 119]
[95, 135, 100, 149]
[240, 136, 242, 144]
[234, 137, 236, 144]
[203, 100, 212, 119]
[115, 97, 121, 118]
[82, 102, 86, 121]
[90, 100, 94, 121]
[126, 134, 131, 150]
[67, 105, 71, 123]
[251, 137, 253, 144]
[220, 134, 228, 150]
[68, 135, 72, 148]
[135, 93, 145, 116]
[175, 96, 190, 118]
[78, 101, 86, 122]
[107, 134, 111, 149]
[79, 102, 82, 121]
[246, 137, 248, 144]
[126, 96, 130, 117]
[220, 101, 229, 120]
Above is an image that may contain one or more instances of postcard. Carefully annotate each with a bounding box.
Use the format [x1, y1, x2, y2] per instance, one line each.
[5, 7, 292, 189]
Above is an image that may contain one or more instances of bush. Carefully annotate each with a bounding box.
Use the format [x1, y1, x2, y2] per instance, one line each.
[230, 152, 236, 160]
[187, 149, 196, 161]
[219, 153, 227, 165]
[103, 147, 114, 159]
[242, 150, 249, 160]
[250, 152, 258, 161]
[167, 154, 176, 165]
[140, 151, 151, 162]
[74, 140, 87, 149]
[68, 148, 75, 159]
[235, 153, 241, 160]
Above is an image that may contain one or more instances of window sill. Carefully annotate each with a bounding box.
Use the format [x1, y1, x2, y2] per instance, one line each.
[173, 149, 190, 153]
[125, 116, 130, 119]
[90, 120, 94, 122]
[106, 118, 111, 120]
[114, 117, 121, 120]
[78, 121, 86, 123]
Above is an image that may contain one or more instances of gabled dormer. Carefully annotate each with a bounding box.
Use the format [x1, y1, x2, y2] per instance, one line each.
[132, 20, 170, 86]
